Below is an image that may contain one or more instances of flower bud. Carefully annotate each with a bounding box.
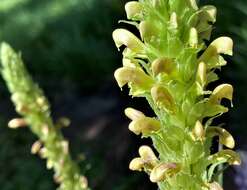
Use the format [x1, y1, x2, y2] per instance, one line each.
[61, 140, 69, 154]
[209, 149, 241, 165]
[151, 57, 174, 76]
[125, 1, 143, 20]
[8, 118, 27, 129]
[151, 85, 175, 112]
[80, 176, 88, 189]
[189, 28, 198, 48]
[129, 157, 144, 171]
[31, 141, 42, 154]
[56, 117, 71, 128]
[42, 125, 49, 136]
[114, 67, 153, 89]
[139, 145, 158, 167]
[124, 107, 145, 121]
[199, 37, 233, 63]
[128, 117, 161, 136]
[209, 84, 233, 105]
[150, 162, 180, 183]
[112, 29, 145, 52]
[170, 12, 178, 29]
[192, 120, 205, 141]
[47, 160, 53, 169]
[196, 62, 206, 86]
[39, 147, 47, 159]
[208, 182, 223, 190]
[206, 127, 235, 149]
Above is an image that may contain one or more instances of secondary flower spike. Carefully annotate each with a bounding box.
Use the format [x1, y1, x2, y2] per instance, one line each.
[113, 0, 240, 189]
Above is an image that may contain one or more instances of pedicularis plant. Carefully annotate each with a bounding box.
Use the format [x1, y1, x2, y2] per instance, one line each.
[113, 0, 241, 190]
[0, 43, 89, 190]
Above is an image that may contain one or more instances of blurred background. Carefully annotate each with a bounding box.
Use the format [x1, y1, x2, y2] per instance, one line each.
[0, 0, 246, 189]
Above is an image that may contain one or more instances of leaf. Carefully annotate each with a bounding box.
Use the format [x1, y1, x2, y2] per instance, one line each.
[207, 71, 219, 84]
[207, 55, 227, 70]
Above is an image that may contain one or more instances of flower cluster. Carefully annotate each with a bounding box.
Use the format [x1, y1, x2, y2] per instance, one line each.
[113, 0, 240, 189]
[0, 43, 89, 190]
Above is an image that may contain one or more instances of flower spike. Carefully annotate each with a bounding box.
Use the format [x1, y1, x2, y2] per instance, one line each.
[113, 1, 239, 189]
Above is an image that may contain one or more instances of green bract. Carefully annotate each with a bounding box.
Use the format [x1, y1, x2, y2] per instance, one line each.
[113, 0, 240, 190]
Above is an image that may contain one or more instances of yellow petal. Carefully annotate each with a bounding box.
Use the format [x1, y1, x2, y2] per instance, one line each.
[151, 57, 174, 76]
[208, 182, 223, 190]
[200, 5, 217, 23]
[129, 157, 145, 171]
[151, 85, 175, 112]
[8, 118, 27, 129]
[124, 107, 145, 121]
[122, 58, 137, 68]
[128, 117, 161, 136]
[139, 145, 158, 166]
[114, 67, 153, 89]
[189, 28, 198, 48]
[209, 149, 241, 165]
[150, 162, 180, 183]
[139, 21, 157, 41]
[170, 12, 178, 29]
[196, 62, 207, 86]
[31, 141, 42, 154]
[209, 84, 233, 105]
[112, 29, 145, 52]
[125, 1, 143, 20]
[206, 127, 235, 149]
[199, 37, 233, 63]
[192, 120, 205, 140]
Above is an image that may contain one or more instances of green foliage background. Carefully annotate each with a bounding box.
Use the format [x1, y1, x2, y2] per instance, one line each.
[0, 0, 246, 190]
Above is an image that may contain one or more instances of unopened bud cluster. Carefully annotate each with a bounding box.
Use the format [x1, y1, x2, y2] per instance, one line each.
[113, 0, 240, 189]
[0, 43, 89, 190]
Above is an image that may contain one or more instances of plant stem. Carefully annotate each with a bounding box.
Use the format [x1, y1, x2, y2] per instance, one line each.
[0, 43, 89, 190]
